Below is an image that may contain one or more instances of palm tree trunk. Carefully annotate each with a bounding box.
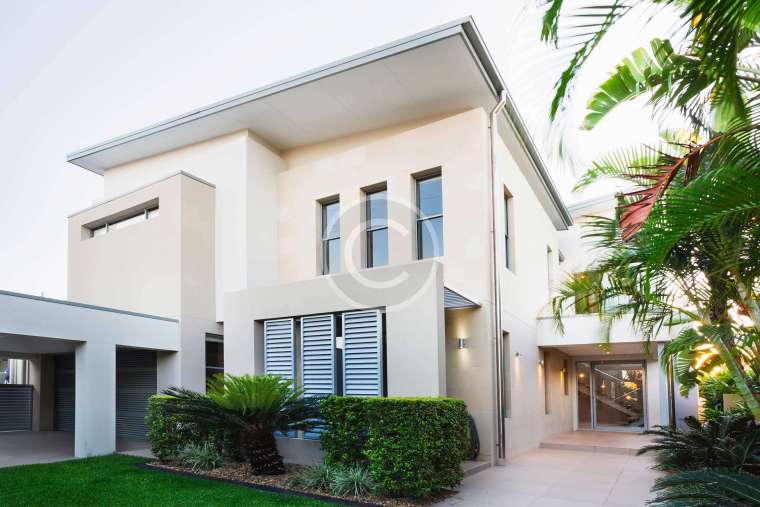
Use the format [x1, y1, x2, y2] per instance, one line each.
[241, 429, 285, 475]
[716, 339, 760, 423]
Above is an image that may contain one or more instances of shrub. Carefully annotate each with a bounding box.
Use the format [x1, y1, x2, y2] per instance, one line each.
[179, 440, 223, 471]
[320, 397, 368, 466]
[639, 414, 760, 473]
[146, 395, 187, 461]
[162, 374, 321, 475]
[330, 464, 376, 498]
[650, 468, 760, 506]
[146, 394, 239, 462]
[286, 464, 333, 490]
[320, 396, 469, 498]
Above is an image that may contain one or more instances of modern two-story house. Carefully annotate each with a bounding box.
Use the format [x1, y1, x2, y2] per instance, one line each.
[0, 18, 696, 465]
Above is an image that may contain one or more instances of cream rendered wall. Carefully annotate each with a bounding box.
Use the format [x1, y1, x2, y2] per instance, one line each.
[103, 131, 283, 321]
[68, 175, 183, 317]
[278, 109, 492, 298]
[68, 173, 217, 391]
[493, 131, 574, 457]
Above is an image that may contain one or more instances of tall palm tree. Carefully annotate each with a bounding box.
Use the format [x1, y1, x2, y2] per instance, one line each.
[162, 374, 321, 474]
[551, 128, 760, 420]
[541, 0, 760, 419]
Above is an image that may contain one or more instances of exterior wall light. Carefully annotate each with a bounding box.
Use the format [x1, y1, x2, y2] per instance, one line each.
[456, 338, 468, 349]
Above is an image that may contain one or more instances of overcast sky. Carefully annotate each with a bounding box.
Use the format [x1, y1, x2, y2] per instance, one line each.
[0, 0, 675, 298]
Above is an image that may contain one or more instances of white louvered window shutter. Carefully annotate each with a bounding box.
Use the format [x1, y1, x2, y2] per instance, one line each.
[342, 309, 384, 397]
[300, 314, 336, 396]
[264, 318, 295, 380]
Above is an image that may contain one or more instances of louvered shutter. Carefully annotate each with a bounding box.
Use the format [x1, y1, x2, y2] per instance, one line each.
[264, 318, 295, 379]
[300, 314, 336, 396]
[301, 314, 336, 439]
[342, 309, 383, 396]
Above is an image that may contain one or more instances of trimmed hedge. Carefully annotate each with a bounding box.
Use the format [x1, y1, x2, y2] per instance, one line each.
[146, 395, 187, 461]
[320, 396, 469, 498]
[145, 395, 241, 462]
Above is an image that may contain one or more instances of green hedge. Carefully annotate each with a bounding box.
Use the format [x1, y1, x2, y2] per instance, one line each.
[320, 396, 469, 498]
[146, 395, 241, 462]
[146, 395, 187, 461]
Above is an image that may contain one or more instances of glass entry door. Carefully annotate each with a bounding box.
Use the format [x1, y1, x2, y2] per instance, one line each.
[577, 361, 646, 432]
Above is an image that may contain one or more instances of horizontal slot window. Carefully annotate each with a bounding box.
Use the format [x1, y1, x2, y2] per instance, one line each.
[87, 206, 159, 238]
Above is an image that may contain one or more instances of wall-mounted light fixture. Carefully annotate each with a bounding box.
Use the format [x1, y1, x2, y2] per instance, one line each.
[456, 338, 468, 349]
[539, 359, 545, 366]
[514, 351, 520, 357]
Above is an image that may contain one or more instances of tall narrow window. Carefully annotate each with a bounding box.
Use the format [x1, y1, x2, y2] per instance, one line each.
[321, 199, 340, 274]
[205, 334, 224, 387]
[416, 174, 443, 259]
[366, 189, 388, 268]
[543, 350, 550, 414]
[504, 193, 512, 269]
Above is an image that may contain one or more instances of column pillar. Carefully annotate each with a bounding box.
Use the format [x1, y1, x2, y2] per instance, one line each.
[74, 342, 115, 457]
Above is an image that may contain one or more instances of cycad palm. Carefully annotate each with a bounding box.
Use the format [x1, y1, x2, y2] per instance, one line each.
[163, 374, 320, 474]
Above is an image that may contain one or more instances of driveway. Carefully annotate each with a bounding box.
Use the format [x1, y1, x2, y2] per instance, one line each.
[442, 448, 662, 507]
[0, 431, 151, 468]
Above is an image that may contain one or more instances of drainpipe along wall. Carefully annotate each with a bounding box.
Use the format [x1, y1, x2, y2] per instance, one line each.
[489, 90, 507, 464]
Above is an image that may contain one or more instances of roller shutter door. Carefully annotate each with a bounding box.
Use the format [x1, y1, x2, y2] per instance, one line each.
[0, 385, 33, 431]
[116, 349, 157, 439]
[54, 354, 75, 432]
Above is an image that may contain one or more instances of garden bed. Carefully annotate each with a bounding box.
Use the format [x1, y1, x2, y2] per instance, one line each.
[146, 461, 455, 507]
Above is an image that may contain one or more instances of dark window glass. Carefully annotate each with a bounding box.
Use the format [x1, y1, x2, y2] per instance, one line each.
[322, 200, 340, 274]
[505, 195, 511, 269]
[416, 175, 443, 259]
[417, 176, 442, 217]
[368, 228, 388, 267]
[366, 189, 388, 267]
[205, 338, 224, 386]
[418, 216, 443, 258]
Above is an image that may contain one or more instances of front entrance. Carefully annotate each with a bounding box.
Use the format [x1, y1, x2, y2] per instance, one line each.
[577, 361, 646, 432]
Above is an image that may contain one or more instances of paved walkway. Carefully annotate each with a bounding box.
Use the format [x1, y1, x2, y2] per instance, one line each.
[441, 448, 662, 506]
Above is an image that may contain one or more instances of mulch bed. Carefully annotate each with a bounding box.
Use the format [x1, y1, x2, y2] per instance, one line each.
[144, 461, 455, 506]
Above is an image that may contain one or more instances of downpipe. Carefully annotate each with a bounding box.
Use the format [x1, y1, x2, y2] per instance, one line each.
[489, 89, 507, 463]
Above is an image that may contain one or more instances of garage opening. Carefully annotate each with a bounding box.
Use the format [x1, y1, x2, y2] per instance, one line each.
[53, 349, 157, 440]
[116, 348, 157, 440]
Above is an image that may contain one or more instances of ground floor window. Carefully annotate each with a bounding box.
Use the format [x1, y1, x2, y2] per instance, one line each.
[205, 334, 224, 385]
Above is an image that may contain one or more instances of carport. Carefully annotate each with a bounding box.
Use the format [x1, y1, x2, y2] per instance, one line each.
[0, 290, 179, 459]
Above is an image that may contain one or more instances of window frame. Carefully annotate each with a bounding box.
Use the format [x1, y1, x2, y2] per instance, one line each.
[365, 187, 388, 268]
[504, 191, 513, 270]
[88, 205, 159, 238]
[415, 173, 443, 260]
[321, 198, 341, 275]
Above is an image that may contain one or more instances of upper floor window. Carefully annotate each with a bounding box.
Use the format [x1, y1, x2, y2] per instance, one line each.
[416, 173, 443, 259]
[321, 199, 341, 274]
[89, 206, 159, 238]
[504, 192, 513, 270]
[365, 188, 388, 268]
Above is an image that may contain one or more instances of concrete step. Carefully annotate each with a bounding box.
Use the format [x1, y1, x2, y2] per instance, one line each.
[462, 460, 490, 476]
[539, 441, 640, 455]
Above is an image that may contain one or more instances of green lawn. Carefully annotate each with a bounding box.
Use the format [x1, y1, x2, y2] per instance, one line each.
[0, 454, 332, 506]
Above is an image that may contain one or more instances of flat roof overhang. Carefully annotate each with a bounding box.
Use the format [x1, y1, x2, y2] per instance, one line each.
[66, 17, 572, 229]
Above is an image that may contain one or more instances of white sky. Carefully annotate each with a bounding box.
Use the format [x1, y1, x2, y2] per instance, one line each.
[0, 0, 676, 298]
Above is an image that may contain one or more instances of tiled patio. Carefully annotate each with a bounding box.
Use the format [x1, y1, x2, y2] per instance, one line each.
[441, 433, 661, 507]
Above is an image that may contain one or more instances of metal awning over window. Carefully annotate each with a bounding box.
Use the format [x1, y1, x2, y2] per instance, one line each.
[444, 287, 481, 310]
